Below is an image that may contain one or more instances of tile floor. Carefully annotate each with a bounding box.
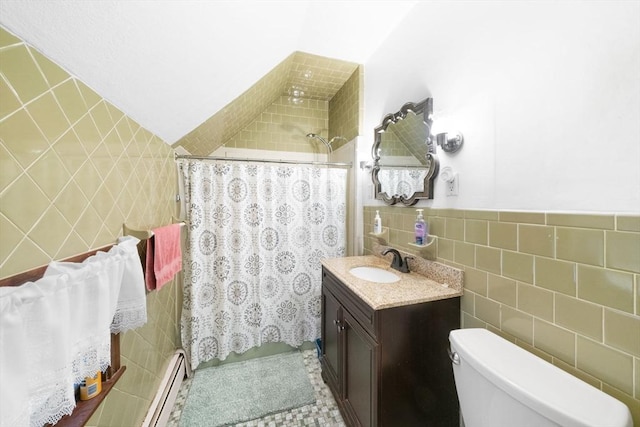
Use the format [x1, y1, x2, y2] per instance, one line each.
[167, 350, 345, 427]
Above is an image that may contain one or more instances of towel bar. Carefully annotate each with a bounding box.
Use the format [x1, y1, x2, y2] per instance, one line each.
[122, 218, 186, 241]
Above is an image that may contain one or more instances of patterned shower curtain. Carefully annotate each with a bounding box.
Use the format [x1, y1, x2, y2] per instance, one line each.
[178, 159, 347, 368]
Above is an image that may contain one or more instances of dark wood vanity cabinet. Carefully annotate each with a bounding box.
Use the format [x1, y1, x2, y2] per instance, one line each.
[321, 267, 460, 427]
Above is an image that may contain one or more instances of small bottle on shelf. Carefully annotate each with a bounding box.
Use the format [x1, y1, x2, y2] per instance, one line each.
[374, 210, 382, 234]
[414, 209, 427, 245]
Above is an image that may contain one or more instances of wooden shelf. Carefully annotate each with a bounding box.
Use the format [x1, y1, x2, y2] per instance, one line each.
[51, 367, 126, 427]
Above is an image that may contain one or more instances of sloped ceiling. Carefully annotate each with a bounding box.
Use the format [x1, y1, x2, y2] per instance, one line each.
[0, 1, 417, 145]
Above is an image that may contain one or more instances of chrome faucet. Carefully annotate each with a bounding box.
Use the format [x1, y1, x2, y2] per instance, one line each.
[381, 248, 413, 273]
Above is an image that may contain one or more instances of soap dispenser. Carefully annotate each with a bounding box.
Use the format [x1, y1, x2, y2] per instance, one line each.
[374, 210, 382, 234]
[415, 209, 427, 245]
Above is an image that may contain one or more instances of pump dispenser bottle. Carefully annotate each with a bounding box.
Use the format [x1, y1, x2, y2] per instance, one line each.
[415, 209, 427, 245]
[374, 210, 382, 234]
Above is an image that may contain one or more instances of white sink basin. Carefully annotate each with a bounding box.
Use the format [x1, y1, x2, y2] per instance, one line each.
[349, 266, 400, 283]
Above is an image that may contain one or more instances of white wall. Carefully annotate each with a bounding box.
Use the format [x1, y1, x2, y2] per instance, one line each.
[362, 0, 640, 213]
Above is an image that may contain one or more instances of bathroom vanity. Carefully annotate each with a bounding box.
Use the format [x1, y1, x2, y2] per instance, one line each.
[321, 255, 463, 427]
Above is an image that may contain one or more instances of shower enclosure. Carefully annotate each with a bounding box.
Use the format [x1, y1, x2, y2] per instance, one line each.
[177, 158, 347, 368]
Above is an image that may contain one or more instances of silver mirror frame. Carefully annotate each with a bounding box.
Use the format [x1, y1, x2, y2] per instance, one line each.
[371, 98, 440, 206]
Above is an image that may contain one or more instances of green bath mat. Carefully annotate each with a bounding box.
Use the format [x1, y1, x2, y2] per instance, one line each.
[179, 351, 316, 426]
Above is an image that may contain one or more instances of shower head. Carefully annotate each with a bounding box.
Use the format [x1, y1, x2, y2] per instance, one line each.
[306, 133, 332, 153]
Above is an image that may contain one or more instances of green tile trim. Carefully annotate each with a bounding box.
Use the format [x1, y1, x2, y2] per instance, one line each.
[499, 211, 545, 224]
[617, 215, 640, 232]
[464, 210, 500, 220]
[434, 208, 465, 219]
[547, 213, 615, 230]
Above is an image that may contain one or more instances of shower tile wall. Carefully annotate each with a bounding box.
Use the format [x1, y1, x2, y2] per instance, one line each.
[328, 65, 362, 149]
[174, 51, 359, 156]
[222, 95, 329, 154]
[363, 206, 640, 425]
[0, 26, 180, 426]
[217, 65, 363, 156]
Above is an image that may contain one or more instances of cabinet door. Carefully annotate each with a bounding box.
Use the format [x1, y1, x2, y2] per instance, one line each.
[321, 286, 341, 396]
[342, 310, 378, 427]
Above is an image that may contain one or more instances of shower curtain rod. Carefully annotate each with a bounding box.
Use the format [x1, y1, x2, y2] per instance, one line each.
[175, 153, 352, 168]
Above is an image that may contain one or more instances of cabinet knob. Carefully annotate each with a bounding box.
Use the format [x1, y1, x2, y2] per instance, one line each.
[333, 319, 341, 325]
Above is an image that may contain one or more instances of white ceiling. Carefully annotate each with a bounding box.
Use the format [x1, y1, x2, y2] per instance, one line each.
[0, 1, 417, 144]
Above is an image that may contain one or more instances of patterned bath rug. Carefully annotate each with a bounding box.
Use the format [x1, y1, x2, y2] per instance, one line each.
[178, 351, 316, 427]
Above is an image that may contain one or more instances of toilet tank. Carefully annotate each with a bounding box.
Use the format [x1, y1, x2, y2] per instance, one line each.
[449, 328, 632, 427]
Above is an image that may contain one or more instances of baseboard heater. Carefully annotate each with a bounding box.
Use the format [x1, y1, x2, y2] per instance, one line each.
[142, 349, 190, 427]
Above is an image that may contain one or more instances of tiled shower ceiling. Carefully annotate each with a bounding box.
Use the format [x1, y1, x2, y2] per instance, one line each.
[174, 51, 359, 156]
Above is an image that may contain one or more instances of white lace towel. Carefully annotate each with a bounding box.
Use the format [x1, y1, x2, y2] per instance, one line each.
[0, 238, 148, 427]
[0, 276, 77, 427]
[45, 249, 124, 383]
[110, 236, 147, 333]
[0, 286, 31, 427]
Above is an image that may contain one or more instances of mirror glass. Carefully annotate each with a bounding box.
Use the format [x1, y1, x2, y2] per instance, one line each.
[372, 98, 439, 205]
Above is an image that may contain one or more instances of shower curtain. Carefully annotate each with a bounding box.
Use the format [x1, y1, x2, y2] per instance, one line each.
[178, 159, 347, 368]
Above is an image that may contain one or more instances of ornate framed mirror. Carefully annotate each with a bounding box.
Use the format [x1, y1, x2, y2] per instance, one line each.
[371, 98, 439, 205]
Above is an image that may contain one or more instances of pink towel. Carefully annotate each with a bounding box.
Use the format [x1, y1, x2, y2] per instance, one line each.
[145, 224, 182, 291]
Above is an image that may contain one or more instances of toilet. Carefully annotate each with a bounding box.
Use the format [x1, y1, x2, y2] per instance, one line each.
[448, 328, 632, 427]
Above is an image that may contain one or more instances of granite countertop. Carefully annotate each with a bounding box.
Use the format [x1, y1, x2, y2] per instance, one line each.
[321, 255, 463, 310]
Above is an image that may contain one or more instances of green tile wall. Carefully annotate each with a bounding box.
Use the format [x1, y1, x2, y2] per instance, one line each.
[0, 26, 180, 426]
[202, 62, 362, 156]
[175, 51, 359, 156]
[328, 65, 362, 150]
[223, 95, 329, 154]
[364, 206, 640, 424]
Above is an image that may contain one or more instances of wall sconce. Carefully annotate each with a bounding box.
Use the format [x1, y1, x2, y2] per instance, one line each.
[436, 131, 464, 153]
